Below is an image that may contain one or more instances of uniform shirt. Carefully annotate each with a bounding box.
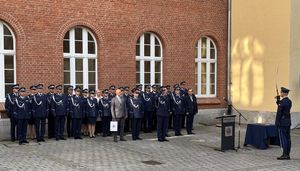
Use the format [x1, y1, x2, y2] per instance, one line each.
[70, 95, 83, 119]
[142, 92, 155, 112]
[129, 96, 144, 119]
[13, 96, 31, 120]
[85, 97, 99, 118]
[5, 93, 18, 117]
[171, 93, 186, 115]
[99, 96, 112, 117]
[52, 93, 68, 116]
[32, 93, 48, 118]
[275, 97, 292, 127]
[155, 94, 171, 117]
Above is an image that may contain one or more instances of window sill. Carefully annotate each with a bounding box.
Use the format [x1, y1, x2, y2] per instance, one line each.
[197, 98, 221, 105]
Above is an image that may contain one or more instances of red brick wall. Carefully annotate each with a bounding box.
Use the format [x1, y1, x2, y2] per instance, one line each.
[0, 0, 228, 108]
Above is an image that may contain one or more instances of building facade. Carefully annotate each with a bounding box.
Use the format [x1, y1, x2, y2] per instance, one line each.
[231, 0, 300, 127]
[0, 0, 229, 132]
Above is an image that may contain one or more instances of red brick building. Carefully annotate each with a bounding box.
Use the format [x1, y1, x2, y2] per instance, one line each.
[0, 0, 228, 113]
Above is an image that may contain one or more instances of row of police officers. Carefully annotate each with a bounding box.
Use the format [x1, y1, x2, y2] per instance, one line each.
[5, 82, 198, 144]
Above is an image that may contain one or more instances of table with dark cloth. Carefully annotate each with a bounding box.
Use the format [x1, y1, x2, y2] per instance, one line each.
[244, 123, 280, 149]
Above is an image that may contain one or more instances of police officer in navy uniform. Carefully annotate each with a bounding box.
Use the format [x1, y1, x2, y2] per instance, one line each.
[156, 86, 171, 142]
[99, 89, 112, 137]
[180, 81, 188, 129]
[123, 86, 131, 132]
[28, 85, 37, 140]
[13, 87, 31, 145]
[32, 84, 48, 142]
[82, 89, 89, 136]
[142, 85, 155, 133]
[66, 86, 74, 137]
[70, 87, 84, 139]
[47, 84, 56, 139]
[52, 85, 67, 140]
[86, 90, 99, 138]
[171, 86, 186, 136]
[185, 88, 198, 134]
[5, 84, 19, 142]
[275, 87, 292, 160]
[152, 84, 159, 130]
[129, 88, 144, 140]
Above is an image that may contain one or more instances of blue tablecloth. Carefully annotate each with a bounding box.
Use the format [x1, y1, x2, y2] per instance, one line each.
[244, 124, 280, 149]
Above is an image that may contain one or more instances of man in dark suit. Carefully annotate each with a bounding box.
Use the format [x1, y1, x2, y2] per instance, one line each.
[111, 89, 128, 142]
[5, 84, 19, 142]
[185, 88, 198, 134]
[47, 84, 56, 139]
[275, 87, 292, 160]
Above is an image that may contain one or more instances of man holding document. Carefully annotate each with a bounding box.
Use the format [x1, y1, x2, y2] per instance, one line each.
[111, 89, 128, 142]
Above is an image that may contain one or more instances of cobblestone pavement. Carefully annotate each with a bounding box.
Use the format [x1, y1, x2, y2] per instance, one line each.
[0, 125, 300, 171]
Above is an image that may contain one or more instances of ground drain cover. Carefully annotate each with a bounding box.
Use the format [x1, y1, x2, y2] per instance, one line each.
[141, 160, 163, 165]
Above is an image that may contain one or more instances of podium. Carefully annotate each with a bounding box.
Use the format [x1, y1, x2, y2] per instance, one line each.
[216, 115, 236, 151]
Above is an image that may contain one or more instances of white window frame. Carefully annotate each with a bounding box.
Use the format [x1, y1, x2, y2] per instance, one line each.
[0, 21, 16, 102]
[63, 27, 98, 89]
[136, 32, 163, 87]
[195, 37, 217, 98]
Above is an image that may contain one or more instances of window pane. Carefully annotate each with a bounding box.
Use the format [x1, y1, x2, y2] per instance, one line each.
[88, 42, 95, 54]
[201, 63, 206, 73]
[210, 63, 215, 73]
[210, 74, 215, 84]
[201, 47, 206, 59]
[144, 33, 151, 44]
[136, 73, 140, 84]
[76, 72, 83, 84]
[136, 45, 140, 56]
[136, 61, 140, 72]
[4, 55, 14, 69]
[201, 85, 206, 94]
[201, 74, 206, 84]
[5, 70, 14, 83]
[195, 47, 198, 58]
[210, 85, 215, 94]
[89, 72, 96, 84]
[155, 61, 161, 72]
[64, 72, 70, 84]
[75, 28, 82, 40]
[89, 85, 96, 90]
[155, 73, 161, 84]
[210, 48, 215, 59]
[144, 45, 150, 56]
[75, 41, 83, 53]
[88, 32, 93, 41]
[63, 40, 70, 53]
[155, 37, 159, 45]
[76, 59, 83, 71]
[145, 61, 150, 72]
[88, 59, 96, 71]
[144, 73, 150, 84]
[64, 32, 69, 39]
[136, 37, 140, 44]
[210, 41, 215, 49]
[4, 25, 12, 35]
[4, 36, 13, 50]
[155, 46, 161, 57]
[64, 58, 70, 70]
[5, 85, 11, 96]
[195, 63, 198, 74]
[201, 38, 207, 48]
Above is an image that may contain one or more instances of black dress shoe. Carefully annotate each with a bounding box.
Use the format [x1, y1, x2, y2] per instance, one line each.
[137, 137, 142, 140]
[120, 138, 127, 141]
[60, 137, 66, 140]
[166, 134, 170, 137]
[163, 138, 169, 142]
[11, 138, 15, 142]
[56, 138, 60, 141]
[158, 139, 164, 142]
[41, 139, 45, 142]
[277, 155, 290, 160]
[78, 137, 83, 139]
[19, 142, 24, 145]
[23, 140, 29, 143]
[188, 132, 195, 135]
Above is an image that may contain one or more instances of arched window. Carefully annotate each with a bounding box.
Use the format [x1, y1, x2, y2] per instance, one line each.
[136, 32, 162, 87]
[195, 37, 217, 97]
[63, 27, 97, 92]
[0, 21, 16, 101]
